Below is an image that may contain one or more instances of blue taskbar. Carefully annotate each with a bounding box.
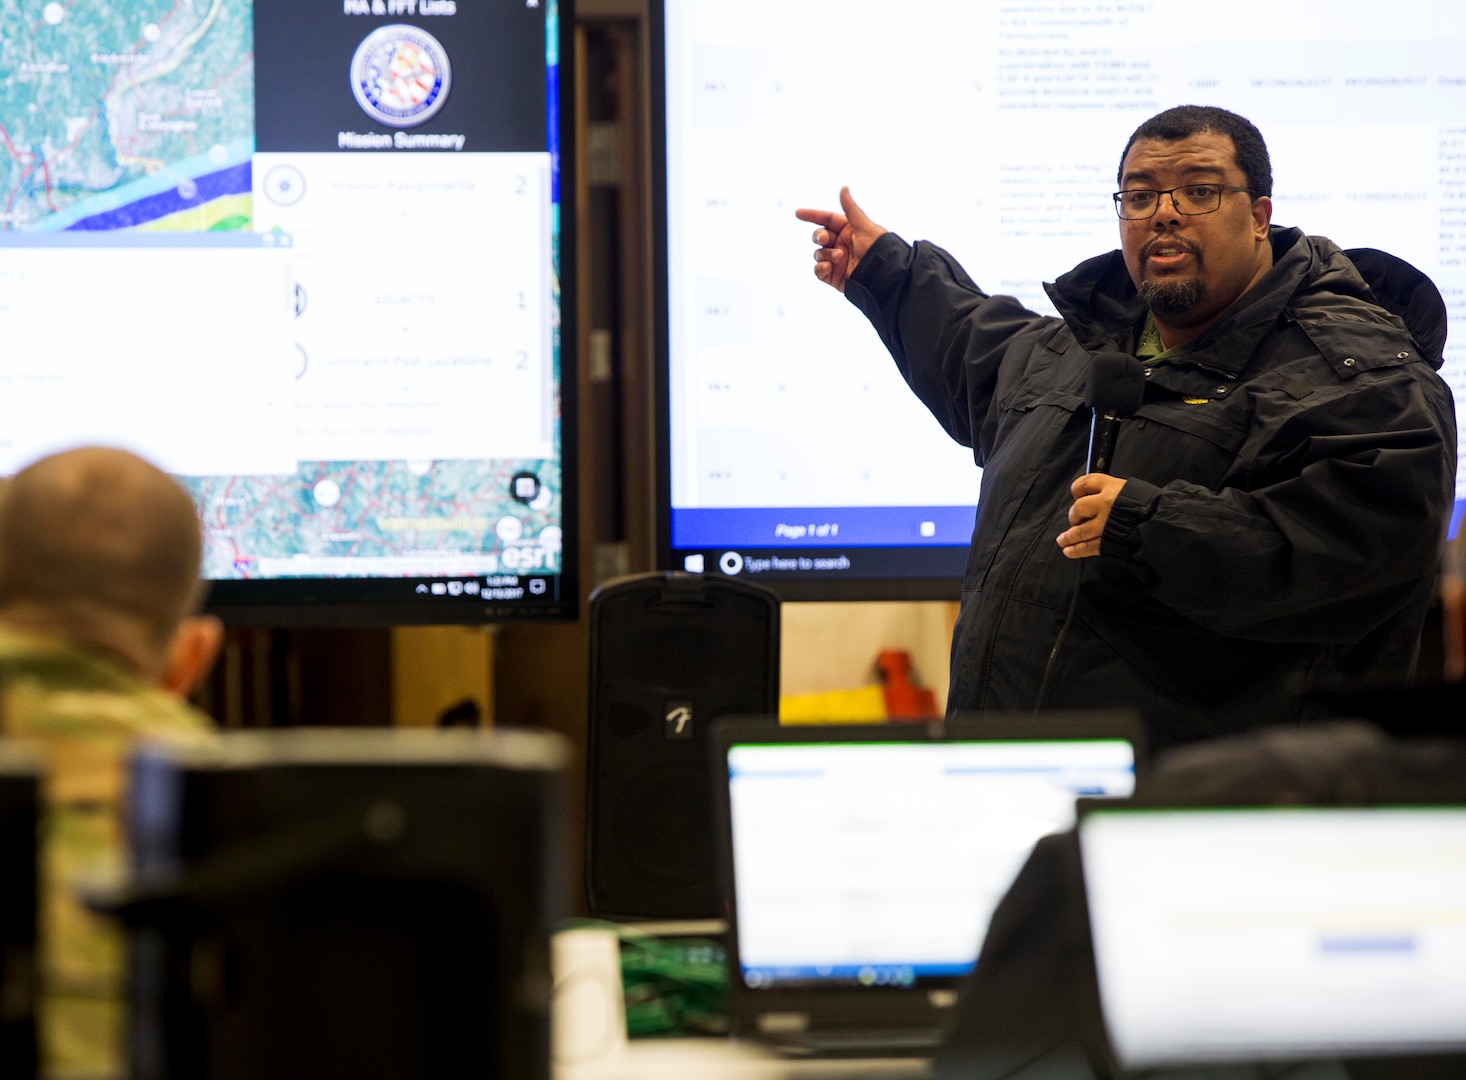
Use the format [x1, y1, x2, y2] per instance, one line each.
[670, 505, 974, 594]
[672, 506, 977, 548]
[741, 962, 972, 989]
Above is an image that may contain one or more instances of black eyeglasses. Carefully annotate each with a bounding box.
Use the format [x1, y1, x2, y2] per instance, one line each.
[1112, 184, 1253, 219]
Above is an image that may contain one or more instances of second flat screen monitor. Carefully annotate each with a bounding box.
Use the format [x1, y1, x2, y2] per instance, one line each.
[655, 0, 1466, 598]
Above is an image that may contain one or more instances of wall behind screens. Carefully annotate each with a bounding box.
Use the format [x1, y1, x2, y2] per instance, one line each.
[0, 0, 573, 625]
[655, 0, 1466, 600]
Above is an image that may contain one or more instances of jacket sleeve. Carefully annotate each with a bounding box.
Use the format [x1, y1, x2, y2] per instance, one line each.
[844, 233, 1057, 455]
[1101, 368, 1457, 644]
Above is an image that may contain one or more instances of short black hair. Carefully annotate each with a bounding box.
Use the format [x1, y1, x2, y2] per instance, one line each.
[1118, 105, 1272, 197]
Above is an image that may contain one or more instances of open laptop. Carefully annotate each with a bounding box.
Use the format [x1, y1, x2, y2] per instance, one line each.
[1078, 801, 1466, 1072]
[712, 714, 1143, 1056]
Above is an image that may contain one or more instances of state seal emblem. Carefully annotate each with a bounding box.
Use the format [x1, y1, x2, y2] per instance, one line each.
[350, 25, 452, 128]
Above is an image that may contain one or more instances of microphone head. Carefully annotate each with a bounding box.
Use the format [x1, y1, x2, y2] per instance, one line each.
[1085, 351, 1146, 415]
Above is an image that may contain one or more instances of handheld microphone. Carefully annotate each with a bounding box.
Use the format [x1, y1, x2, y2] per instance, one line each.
[1034, 350, 1147, 716]
[1085, 351, 1146, 474]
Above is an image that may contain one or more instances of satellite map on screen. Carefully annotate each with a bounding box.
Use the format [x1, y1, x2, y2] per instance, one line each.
[0, 0, 254, 233]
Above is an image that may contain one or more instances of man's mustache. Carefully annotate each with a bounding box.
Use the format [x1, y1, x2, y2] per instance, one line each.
[1141, 236, 1201, 261]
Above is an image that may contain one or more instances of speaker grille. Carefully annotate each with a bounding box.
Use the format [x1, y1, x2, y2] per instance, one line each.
[585, 573, 780, 919]
[608, 761, 712, 885]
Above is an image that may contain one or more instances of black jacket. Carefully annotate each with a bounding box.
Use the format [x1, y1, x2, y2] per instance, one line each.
[847, 226, 1456, 747]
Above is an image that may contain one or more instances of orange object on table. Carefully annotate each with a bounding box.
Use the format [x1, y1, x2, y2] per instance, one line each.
[877, 650, 940, 721]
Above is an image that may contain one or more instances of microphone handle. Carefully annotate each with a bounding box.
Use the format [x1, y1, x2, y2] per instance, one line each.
[1088, 410, 1122, 474]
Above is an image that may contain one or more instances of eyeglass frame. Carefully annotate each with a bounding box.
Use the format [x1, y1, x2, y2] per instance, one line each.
[1112, 184, 1254, 220]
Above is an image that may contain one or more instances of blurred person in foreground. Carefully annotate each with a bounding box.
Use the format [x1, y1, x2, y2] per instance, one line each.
[0, 447, 222, 1079]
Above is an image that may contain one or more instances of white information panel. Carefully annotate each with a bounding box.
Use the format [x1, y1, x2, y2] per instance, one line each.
[252, 152, 555, 464]
[0, 239, 296, 477]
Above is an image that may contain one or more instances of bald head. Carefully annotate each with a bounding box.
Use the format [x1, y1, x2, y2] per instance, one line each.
[0, 448, 205, 673]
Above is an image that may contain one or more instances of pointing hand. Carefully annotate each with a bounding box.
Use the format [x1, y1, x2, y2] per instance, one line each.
[794, 187, 887, 293]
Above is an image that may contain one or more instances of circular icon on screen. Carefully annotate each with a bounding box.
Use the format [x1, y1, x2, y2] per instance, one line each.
[509, 471, 541, 505]
[350, 25, 452, 128]
[263, 164, 305, 206]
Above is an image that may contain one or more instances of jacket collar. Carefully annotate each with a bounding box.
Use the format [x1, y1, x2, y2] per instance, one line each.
[1044, 226, 1316, 378]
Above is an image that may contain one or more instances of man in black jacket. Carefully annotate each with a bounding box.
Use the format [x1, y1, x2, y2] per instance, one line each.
[798, 106, 1456, 749]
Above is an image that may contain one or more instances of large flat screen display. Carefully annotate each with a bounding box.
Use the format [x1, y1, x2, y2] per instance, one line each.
[0, 0, 572, 624]
[655, 0, 1466, 599]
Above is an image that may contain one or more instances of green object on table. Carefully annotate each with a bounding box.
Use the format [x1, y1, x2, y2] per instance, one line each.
[558, 919, 730, 1037]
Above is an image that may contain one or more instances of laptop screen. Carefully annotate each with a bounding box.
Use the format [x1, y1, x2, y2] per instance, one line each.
[725, 735, 1136, 991]
[1080, 806, 1466, 1068]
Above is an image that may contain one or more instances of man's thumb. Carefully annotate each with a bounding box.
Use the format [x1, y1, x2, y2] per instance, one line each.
[839, 186, 875, 233]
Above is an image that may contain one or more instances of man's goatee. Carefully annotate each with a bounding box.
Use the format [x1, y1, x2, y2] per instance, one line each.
[1139, 277, 1206, 315]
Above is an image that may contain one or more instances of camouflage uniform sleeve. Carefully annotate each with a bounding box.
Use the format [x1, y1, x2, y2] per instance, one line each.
[0, 635, 217, 1075]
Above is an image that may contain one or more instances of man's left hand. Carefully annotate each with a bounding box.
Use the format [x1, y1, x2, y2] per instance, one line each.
[1057, 474, 1127, 559]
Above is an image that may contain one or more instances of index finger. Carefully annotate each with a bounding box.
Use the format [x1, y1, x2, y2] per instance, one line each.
[794, 207, 847, 230]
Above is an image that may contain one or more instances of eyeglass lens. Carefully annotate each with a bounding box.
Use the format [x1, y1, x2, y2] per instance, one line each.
[1115, 185, 1227, 219]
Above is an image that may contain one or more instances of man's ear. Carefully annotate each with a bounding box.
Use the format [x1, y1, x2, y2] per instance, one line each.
[159, 615, 225, 697]
[1252, 194, 1273, 238]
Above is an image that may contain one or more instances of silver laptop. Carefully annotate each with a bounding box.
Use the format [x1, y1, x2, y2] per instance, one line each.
[1079, 803, 1466, 1069]
[713, 714, 1142, 1055]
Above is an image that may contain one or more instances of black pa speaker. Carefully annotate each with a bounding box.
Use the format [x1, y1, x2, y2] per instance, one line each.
[585, 572, 780, 920]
